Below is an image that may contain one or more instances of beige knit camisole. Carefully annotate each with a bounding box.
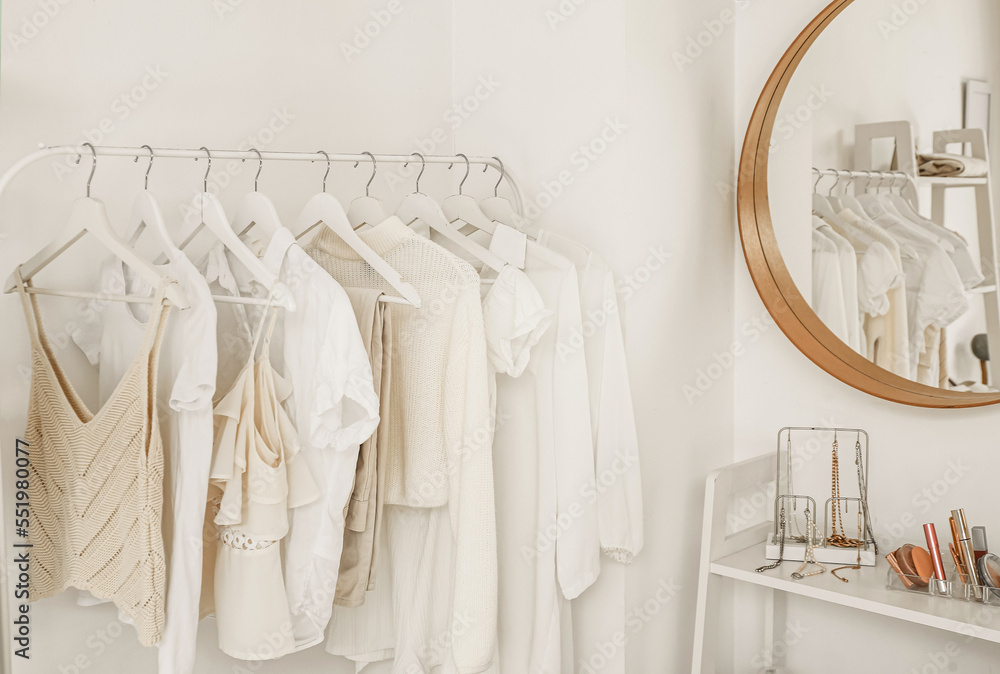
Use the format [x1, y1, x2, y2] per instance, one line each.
[15, 267, 172, 646]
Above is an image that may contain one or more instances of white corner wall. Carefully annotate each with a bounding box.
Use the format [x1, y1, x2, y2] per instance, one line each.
[734, 1, 1000, 672]
[0, 1, 737, 672]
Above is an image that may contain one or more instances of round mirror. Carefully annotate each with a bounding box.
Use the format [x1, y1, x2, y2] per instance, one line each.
[739, 0, 1000, 407]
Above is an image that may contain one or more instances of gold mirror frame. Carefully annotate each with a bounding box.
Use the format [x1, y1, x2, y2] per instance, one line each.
[738, 0, 1000, 408]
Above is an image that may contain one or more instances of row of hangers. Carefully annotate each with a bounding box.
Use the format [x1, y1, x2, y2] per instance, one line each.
[5, 145, 528, 312]
[811, 168, 930, 260]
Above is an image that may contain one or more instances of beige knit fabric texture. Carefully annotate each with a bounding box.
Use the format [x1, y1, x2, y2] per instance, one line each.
[17, 269, 171, 647]
[306, 217, 498, 673]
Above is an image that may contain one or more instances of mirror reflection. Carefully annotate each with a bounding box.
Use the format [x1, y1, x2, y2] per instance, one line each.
[768, 0, 1000, 392]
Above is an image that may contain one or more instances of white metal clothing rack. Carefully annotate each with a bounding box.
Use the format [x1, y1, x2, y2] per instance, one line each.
[0, 145, 527, 211]
[0, 144, 528, 674]
[811, 167, 918, 200]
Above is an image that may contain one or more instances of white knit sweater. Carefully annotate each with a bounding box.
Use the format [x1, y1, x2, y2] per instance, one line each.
[306, 216, 496, 673]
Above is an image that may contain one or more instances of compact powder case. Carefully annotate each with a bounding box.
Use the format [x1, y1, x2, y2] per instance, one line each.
[910, 546, 934, 583]
[889, 544, 931, 588]
[977, 553, 1000, 598]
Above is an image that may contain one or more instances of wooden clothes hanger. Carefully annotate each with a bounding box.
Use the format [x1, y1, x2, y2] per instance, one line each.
[395, 153, 507, 275]
[294, 151, 421, 307]
[175, 148, 294, 310]
[4, 143, 190, 308]
[347, 151, 388, 230]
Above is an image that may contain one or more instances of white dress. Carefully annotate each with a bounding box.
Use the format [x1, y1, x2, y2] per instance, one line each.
[479, 239, 600, 674]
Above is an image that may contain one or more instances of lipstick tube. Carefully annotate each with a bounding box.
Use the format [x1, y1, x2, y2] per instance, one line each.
[953, 509, 983, 596]
[924, 523, 948, 594]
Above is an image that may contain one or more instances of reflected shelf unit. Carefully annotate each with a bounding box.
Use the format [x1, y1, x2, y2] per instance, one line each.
[855, 120, 1000, 388]
[691, 454, 1000, 673]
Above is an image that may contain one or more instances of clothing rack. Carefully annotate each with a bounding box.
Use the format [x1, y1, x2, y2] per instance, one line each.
[0, 146, 527, 213]
[0, 145, 529, 674]
[811, 167, 917, 194]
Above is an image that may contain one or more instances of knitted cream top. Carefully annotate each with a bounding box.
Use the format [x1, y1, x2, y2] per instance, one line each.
[17, 269, 170, 646]
[306, 217, 497, 673]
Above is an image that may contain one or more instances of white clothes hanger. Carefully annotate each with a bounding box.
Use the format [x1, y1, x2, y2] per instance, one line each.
[443, 154, 495, 235]
[295, 151, 421, 307]
[4, 143, 190, 308]
[234, 148, 284, 241]
[126, 146, 183, 263]
[395, 153, 507, 274]
[347, 151, 388, 230]
[811, 170, 875, 248]
[176, 148, 294, 310]
[479, 157, 531, 236]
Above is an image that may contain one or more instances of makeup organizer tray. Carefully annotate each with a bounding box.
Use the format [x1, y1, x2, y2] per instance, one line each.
[886, 564, 1000, 606]
[763, 426, 877, 567]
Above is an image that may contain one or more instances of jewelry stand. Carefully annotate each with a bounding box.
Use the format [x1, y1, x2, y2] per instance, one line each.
[763, 427, 877, 567]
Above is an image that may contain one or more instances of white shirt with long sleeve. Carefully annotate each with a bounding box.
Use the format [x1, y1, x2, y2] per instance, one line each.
[535, 229, 644, 674]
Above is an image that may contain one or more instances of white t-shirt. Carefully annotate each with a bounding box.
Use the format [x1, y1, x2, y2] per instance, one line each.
[816, 220, 860, 351]
[812, 229, 848, 343]
[856, 240, 902, 319]
[866, 208, 969, 368]
[835, 208, 912, 377]
[198, 227, 380, 653]
[72, 254, 217, 674]
[480, 239, 600, 674]
[879, 198, 984, 289]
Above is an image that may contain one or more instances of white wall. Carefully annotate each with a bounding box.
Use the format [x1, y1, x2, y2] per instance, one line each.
[734, 1, 1000, 672]
[0, 1, 737, 672]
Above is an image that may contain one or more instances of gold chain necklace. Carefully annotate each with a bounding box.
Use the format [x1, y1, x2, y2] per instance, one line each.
[828, 435, 862, 548]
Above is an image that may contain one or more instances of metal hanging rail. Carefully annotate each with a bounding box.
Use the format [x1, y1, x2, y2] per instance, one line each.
[811, 167, 916, 192]
[0, 145, 528, 215]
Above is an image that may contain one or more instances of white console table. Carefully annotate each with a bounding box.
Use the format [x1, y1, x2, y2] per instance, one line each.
[691, 454, 1000, 673]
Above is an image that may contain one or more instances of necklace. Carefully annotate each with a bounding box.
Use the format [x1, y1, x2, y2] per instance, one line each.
[855, 432, 878, 555]
[756, 504, 786, 573]
[792, 506, 826, 579]
[832, 507, 863, 582]
[828, 433, 863, 548]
